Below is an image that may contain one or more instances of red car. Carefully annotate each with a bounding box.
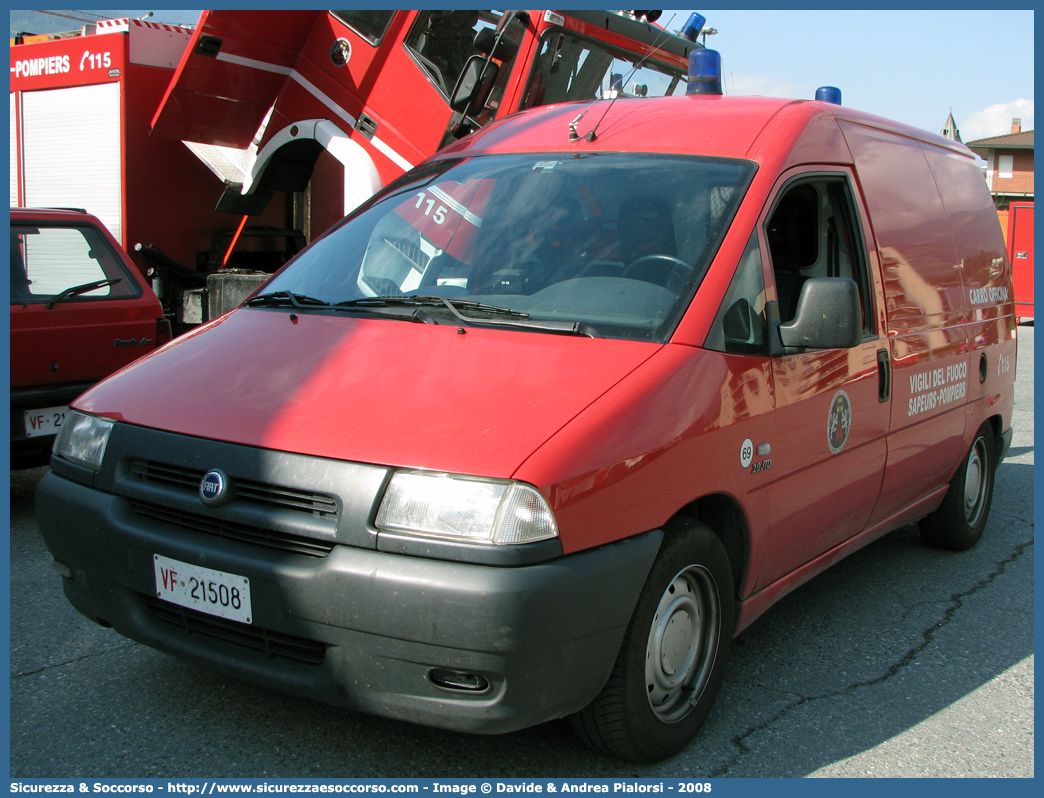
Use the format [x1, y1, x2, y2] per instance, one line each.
[10, 207, 170, 467]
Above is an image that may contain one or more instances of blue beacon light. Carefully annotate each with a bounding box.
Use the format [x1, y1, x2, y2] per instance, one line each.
[680, 12, 706, 42]
[815, 86, 842, 105]
[687, 49, 722, 96]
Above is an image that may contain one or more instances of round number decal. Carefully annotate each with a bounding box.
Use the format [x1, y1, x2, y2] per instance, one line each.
[740, 438, 754, 469]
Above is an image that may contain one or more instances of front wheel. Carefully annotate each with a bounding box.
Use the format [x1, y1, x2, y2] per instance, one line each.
[919, 422, 996, 551]
[570, 518, 734, 762]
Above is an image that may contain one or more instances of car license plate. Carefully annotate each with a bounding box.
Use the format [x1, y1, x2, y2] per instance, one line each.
[154, 554, 252, 624]
[24, 404, 69, 437]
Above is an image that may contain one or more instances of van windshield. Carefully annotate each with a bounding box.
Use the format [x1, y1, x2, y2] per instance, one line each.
[260, 152, 755, 342]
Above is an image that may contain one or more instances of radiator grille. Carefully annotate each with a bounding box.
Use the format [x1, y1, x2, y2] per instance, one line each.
[129, 459, 339, 520]
[129, 501, 335, 558]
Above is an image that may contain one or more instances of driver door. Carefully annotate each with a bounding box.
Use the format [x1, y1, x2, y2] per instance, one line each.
[755, 169, 891, 588]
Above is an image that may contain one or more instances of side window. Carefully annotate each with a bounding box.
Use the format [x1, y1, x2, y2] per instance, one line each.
[474, 14, 526, 120]
[330, 10, 394, 45]
[404, 10, 484, 97]
[11, 225, 140, 304]
[705, 231, 768, 354]
[764, 177, 873, 334]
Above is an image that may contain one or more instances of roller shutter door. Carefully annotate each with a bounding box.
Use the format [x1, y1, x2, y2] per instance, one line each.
[21, 82, 122, 242]
[10, 92, 19, 207]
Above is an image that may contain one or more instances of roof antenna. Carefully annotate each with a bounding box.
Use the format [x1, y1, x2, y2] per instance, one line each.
[574, 13, 679, 144]
[569, 108, 593, 142]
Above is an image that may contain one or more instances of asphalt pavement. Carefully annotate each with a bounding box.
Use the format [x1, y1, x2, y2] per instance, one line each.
[8, 327, 1034, 778]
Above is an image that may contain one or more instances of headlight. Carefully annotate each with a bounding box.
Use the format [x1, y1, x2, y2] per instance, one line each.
[53, 411, 114, 470]
[375, 471, 558, 545]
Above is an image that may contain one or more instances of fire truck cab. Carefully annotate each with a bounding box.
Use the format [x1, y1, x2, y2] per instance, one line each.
[11, 10, 701, 330]
[151, 9, 699, 242]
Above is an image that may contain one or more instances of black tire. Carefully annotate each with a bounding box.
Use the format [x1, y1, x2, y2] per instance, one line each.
[919, 422, 995, 551]
[570, 518, 734, 762]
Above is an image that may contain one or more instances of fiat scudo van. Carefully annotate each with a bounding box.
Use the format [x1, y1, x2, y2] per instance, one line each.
[37, 92, 1015, 761]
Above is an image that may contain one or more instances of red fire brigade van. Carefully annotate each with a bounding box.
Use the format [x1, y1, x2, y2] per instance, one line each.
[10, 207, 169, 468]
[37, 85, 1016, 761]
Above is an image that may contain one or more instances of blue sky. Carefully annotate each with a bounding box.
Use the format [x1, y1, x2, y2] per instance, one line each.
[680, 8, 1034, 141]
[59, 8, 1035, 141]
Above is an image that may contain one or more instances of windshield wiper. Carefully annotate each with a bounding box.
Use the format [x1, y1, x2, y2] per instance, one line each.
[249, 293, 597, 336]
[46, 278, 122, 309]
[337, 295, 598, 337]
[245, 291, 330, 308]
[335, 295, 530, 319]
[427, 296, 598, 336]
[247, 290, 430, 324]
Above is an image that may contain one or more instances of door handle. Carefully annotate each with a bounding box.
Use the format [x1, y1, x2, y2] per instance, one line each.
[877, 348, 891, 403]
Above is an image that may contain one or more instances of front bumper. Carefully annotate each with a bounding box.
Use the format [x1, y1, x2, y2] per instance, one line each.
[37, 468, 661, 734]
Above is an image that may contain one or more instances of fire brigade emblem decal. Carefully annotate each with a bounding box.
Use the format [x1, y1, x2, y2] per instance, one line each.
[199, 469, 230, 506]
[330, 38, 352, 67]
[827, 390, 852, 454]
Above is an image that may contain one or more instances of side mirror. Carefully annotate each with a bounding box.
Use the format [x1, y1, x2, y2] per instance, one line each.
[778, 277, 862, 350]
[450, 55, 499, 113]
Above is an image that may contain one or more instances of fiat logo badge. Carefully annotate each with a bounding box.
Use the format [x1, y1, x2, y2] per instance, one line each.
[199, 469, 230, 506]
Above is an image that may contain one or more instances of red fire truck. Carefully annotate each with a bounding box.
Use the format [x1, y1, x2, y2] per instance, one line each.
[12, 10, 703, 327]
[8, 19, 284, 289]
[1006, 201, 1033, 322]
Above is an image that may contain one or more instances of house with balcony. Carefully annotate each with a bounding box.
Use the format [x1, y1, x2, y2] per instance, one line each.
[966, 119, 1034, 206]
[966, 119, 1033, 246]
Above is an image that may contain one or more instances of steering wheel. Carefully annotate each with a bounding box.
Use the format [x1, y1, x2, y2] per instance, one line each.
[622, 254, 693, 291]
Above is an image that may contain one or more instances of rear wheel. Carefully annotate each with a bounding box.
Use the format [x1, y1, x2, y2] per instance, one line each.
[919, 422, 995, 551]
[570, 518, 734, 762]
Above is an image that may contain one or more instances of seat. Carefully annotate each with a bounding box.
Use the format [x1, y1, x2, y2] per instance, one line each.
[619, 197, 685, 289]
[767, 185, 819, 321]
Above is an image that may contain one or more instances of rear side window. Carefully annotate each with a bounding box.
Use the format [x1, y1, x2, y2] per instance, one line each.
[10, 224, 141, 304]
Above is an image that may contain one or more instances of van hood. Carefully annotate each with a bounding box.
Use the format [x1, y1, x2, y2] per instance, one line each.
[75, 308, 660, 478]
